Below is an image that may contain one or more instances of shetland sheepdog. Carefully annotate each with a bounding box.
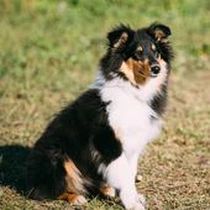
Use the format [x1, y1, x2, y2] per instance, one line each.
[27, 23, 173, 210]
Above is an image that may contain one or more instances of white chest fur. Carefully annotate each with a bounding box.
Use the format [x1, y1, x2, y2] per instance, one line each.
[100, 79, 162, 157]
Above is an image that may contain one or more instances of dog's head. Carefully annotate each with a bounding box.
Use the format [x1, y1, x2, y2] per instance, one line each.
[102, 23, 173, 86]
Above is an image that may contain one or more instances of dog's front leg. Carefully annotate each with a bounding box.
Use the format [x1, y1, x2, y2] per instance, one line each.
[104, 153, 145, 210]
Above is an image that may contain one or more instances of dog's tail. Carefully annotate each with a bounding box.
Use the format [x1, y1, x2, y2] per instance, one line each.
[26, 146, 66, 200]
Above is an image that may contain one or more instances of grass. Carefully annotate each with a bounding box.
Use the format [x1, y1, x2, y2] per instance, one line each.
[0, 0, 210, 209]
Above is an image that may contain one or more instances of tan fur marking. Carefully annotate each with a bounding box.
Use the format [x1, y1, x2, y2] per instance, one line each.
[64, 159, 85, 194]
[154, 29, 166, 41]
[100, 184, 116, 198]
[154, 30, 169, 43]
[120, 58, 150, 86]
[151, 44, 156, 51]
[137, 46, 143, 52]
[113, 32, 128, 48]
[113, 127, 122, 140]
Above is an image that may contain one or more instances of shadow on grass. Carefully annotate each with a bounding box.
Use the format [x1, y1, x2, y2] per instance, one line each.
[0, 145, 31, 195]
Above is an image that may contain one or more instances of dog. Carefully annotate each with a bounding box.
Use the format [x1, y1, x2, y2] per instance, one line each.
[27, 23, 173, 210]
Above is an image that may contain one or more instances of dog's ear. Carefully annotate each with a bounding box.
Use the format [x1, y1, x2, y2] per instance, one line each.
[148, 23, 171, 42]
[107, 24, 135, 49]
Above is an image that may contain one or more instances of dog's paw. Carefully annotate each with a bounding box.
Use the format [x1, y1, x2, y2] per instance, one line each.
[133, 202, 146, 210]
[104, 186, 116, 198]
[127, 202, 146, 210]
[136, 193, 146, 206]
[100, 184, 116, 198]
[122, 193, 146, 210]
[128, 193, 146, 210]
[58, 193, 88, 205]
[71, 195, 88, 205]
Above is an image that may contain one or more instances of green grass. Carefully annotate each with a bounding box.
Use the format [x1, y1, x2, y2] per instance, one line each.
[0, 0, 210, 209]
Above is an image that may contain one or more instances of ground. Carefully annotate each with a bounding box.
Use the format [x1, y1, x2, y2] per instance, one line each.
[0, 1, 210, 210]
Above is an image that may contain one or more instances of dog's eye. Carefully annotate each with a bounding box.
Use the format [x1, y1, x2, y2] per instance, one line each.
[132, 51, 142, 60]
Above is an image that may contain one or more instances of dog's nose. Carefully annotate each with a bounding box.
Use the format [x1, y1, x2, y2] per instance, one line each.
[151, 65, 160, 75]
